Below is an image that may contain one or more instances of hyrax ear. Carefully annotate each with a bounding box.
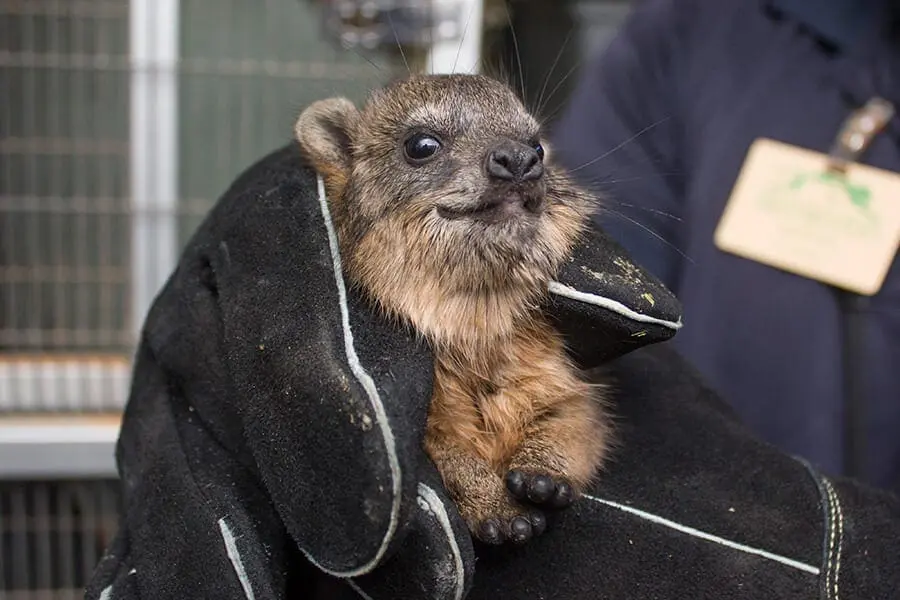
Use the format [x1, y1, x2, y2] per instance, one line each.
[295, 97, 359, 176]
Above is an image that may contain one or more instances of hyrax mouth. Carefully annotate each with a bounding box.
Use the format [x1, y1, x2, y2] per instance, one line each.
[437, 186, 545, 224]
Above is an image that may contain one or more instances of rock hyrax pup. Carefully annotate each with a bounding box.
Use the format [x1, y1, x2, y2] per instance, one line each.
[295, 73, 611, 545]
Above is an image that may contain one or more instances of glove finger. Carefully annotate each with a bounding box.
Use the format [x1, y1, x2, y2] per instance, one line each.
[139, 146, 436, 577]
[545, 223, 683, 367]
[204, 151, 435, 576]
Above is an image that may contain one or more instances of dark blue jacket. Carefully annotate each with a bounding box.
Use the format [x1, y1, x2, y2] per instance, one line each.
[552, 0, 900, 492]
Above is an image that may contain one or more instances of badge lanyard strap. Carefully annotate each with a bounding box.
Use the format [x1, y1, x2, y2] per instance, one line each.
[826, 97, 895, 481]
[827, 97, 894, 173]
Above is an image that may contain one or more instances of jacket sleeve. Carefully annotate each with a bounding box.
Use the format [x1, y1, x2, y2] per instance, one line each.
[550, 0, 691, 290]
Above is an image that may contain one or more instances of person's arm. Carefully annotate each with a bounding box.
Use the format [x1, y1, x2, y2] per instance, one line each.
[551, 0, 691, 290]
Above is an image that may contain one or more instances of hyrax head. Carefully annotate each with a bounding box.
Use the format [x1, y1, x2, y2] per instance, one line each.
[296, 74, 592, 298]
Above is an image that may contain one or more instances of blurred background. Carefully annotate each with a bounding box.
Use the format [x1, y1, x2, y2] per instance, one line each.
[0, 0, 635, 596]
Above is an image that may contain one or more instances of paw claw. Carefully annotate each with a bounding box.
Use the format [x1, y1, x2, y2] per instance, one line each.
[508, 516, 532, 544]
[550, 481, 575, 509]
[477, 519, 503, 545]
[526, 475, 555, 503]
[505, 470, 527, 497]
[528, 511, 547, 536]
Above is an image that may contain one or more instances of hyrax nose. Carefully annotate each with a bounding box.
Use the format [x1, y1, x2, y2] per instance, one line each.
[486, 140, 544, 182]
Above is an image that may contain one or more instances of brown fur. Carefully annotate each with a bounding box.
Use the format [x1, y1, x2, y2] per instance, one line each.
[295, 74, 612, 544]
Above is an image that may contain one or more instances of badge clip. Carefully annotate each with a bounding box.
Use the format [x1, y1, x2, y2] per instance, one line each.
[827, 97, 895, 174]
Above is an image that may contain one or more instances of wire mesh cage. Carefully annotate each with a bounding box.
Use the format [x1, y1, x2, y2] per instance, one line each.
[0, 0, 407, 415]
[0, 0, 409, 595]
[0, 479, 120, 600]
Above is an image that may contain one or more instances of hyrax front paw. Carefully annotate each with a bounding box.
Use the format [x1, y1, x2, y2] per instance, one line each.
[468, 499, 547, 546]
[505, 469, 578, 510]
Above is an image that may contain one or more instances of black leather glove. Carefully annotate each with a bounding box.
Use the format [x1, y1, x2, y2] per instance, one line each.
[84, 141, 681, 599]
[86, 142, 900, 600]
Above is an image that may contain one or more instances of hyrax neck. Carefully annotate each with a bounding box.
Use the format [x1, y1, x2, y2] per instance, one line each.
[325, 185, 548, 356]
[353, 242, 543, 355]
[398, 279, 541, 354]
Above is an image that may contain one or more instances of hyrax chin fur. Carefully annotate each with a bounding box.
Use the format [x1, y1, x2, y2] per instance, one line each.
[295, 73, 612, 546]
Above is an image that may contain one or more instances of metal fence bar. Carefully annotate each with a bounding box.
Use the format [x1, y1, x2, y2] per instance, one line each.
[129, 0, 179, 335]
[0, 416, 120, 481]
[1, 479, 122, 596]
[425, 0, 484, 74]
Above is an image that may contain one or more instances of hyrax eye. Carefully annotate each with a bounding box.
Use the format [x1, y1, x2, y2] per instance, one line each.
[533, 142, 545, 161]
[403, 133, 441, 164]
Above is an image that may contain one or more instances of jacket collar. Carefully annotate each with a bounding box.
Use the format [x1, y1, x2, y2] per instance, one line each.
[765, 0, 889, 53]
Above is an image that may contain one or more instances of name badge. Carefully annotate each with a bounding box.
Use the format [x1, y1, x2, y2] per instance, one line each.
[714, 137, 900, 295]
